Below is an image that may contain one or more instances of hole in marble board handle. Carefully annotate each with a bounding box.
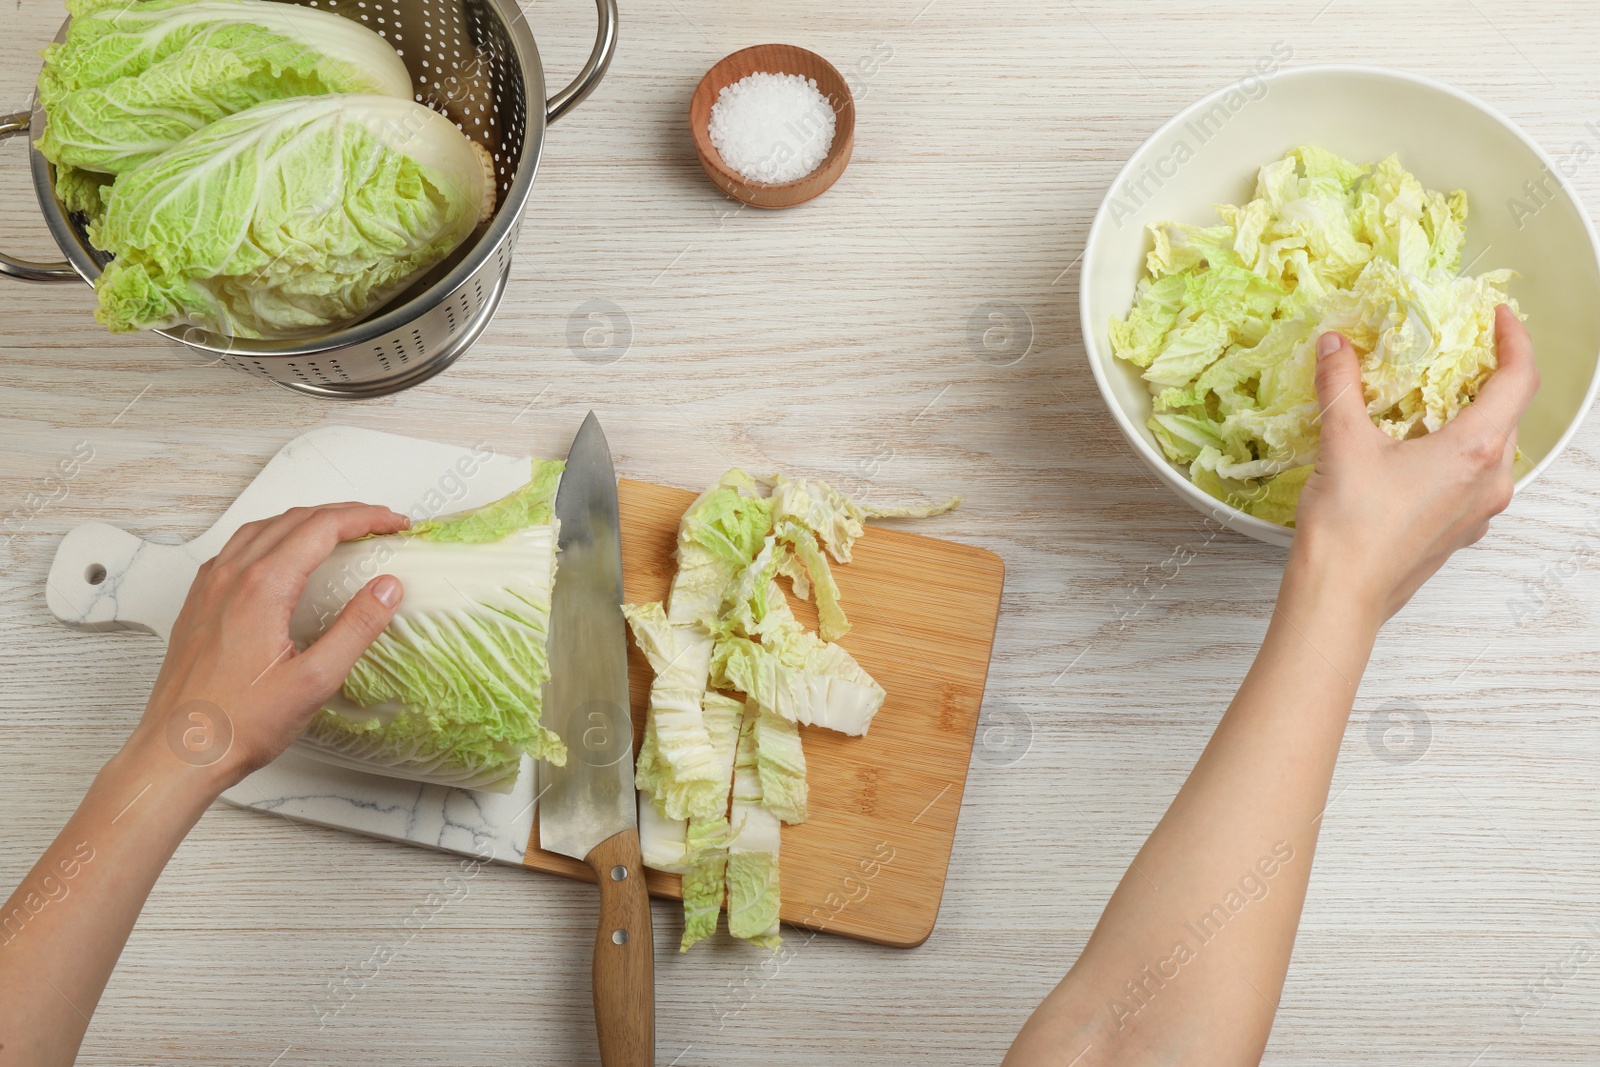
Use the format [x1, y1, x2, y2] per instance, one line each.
[85, 564, 107, 586]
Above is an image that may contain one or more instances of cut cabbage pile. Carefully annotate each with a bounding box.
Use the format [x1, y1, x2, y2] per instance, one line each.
[628, 472, 956, 951]
[1110, 147, 1521, 526]
[288, 460, 565, 793]
[37, 0, 495, 340]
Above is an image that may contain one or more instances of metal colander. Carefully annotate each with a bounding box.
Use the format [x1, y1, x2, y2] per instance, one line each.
[0, 0, 618, 398]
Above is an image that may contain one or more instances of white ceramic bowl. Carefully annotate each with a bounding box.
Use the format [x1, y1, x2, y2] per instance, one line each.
[1081, 64, 1600, 547]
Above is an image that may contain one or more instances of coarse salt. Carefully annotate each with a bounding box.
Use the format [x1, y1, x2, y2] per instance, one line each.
[708, 71, 836, 184]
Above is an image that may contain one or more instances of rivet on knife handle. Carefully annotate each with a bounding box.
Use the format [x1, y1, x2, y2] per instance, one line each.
[586, 827, 655, 1067]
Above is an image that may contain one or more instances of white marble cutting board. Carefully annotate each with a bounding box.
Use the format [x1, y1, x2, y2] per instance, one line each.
[44, 426, 545, 868]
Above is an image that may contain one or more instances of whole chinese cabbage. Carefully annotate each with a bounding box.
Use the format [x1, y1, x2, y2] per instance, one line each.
[288, 459, 564, 793]
[1111, 147, 1520, 526]
[38, 0, 412, 177]
[91, 94, 494, 339]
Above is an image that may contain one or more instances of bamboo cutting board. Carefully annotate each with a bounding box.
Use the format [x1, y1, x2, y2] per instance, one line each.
[44, 427, 1003, 948]
[527, 480, 1005, 948]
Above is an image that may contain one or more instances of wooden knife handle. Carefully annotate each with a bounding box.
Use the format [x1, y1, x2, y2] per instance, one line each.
[585, 828, 655, 1067]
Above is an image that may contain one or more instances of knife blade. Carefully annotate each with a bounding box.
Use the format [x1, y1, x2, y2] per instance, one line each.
[541, 411, 654, 1067]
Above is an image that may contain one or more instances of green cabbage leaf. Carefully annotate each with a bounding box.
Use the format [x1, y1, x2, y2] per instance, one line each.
[754, 705, 807, 825]
[51, 164, 115, 227]
[38, 0, 412, 176]
[725, 708, 782, 951]
[677, 693, 744, 952]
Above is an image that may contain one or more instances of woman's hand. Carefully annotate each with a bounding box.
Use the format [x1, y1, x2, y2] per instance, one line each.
[129, 503, 410, 793]
[0, 503, 410, 1067]
[1005, 307, 1541, 1067]
[1291, 304, 1540, 624]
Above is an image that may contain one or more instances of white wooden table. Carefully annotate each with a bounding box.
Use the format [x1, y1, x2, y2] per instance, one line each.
[4, 1, 1600, 1063]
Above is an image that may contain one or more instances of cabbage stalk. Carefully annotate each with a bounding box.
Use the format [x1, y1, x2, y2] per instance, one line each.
[678, 694, 744, 951]
[725, 710, 782, 951]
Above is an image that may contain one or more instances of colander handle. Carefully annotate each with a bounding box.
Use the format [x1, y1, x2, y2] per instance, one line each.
[0, 111, 78, 283]
[546, 0, 619, 125]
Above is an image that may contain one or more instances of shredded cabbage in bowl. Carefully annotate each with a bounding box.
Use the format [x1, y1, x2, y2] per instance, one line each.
[1110, 146, 1520, 527]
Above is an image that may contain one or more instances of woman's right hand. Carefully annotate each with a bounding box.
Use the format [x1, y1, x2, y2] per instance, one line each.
[1291, 304, 1540, 624]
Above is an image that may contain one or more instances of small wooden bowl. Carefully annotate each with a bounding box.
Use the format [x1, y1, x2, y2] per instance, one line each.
[689, 44, 856, 209]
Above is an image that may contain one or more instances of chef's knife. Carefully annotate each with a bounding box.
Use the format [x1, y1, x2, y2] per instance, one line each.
[542, 411, 654, 1067]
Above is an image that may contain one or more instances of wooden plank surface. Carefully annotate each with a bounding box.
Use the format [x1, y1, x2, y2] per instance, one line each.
[521, 479, 1003, 948]
[5, 1, 1600, 1065]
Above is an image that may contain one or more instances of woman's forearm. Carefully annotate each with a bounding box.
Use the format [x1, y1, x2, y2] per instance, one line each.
[1, 504, 407, 1066]
[1004, 552, 1379, 1066]
[1004, 312, 1535, 1065]
[0, 728, 223, 1066]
